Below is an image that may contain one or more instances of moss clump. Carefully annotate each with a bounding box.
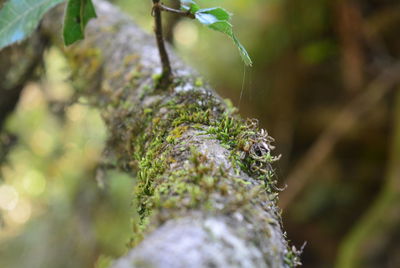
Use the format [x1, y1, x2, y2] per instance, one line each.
[125, 88, 282, 246]
[129, 90, 221, 244]
[284, 245, 303, 267]
[66, 47, 103, 94]
[166, 125, 189, 144]
[195, 77, 203, 87]
[206, 116, 281, 194]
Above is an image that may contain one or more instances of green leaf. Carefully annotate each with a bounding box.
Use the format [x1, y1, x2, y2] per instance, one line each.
[232, 34, 253, 67]
[63, 0, 97, 46]
[0, 0, 65, 50]
[180, 0, 200, 14]
[195, 7, 253, 66]
[196, 7, 231, 23]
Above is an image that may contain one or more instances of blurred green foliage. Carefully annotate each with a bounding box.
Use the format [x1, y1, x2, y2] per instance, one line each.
[0, 48, 133, 267]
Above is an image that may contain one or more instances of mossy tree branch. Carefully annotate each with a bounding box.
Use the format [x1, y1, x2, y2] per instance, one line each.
[1, 0, 299, 267]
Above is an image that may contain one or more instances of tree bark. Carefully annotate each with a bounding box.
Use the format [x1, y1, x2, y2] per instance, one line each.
[0, 0, 299, 267]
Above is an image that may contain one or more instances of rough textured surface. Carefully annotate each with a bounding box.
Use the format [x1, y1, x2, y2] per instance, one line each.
[113, 216, 269, 268]
[1, 0, 300, 267]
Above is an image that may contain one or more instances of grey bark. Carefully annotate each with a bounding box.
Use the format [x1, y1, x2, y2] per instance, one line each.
[0, 0, 300, 267]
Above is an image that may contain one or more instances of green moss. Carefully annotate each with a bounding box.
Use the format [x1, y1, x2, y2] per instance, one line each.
[121, 100, 135, 110]
[61, 22, 293, 264]
[166, 125, 189, 144]
[143, 108, 152, 115]
[94, 255, 113, 268]
[195, 77, 203, 87]
[125, 66, 144, 83]
[284, 246, 302, 267]
[126, 91, 216, 242]
[205, 114, 280, 194]
[139, 84, 154, 100]
[152, 73, 162, 82]
[62, 38, 290, 262]
[66, 47, 103, 94]
[125, 89, 281, 247]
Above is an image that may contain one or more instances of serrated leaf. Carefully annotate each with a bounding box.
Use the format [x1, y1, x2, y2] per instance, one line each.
[0, 0, 65, 50]
[63, 0, 97, 46]
[195, 7, 252, 66]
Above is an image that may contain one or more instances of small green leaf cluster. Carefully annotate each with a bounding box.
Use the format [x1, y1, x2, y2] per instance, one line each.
[63, 0, 97, 45]
[0, 0, 96, 50]
[0, 0, 251, 67]
[181, 0, 253, 66]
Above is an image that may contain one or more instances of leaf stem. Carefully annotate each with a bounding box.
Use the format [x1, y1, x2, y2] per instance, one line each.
[158, 4, 195, 19]
[152, 0, 172, 89]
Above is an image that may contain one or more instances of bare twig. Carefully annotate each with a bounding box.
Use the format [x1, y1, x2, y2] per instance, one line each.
[279, 63, 400, 210]
[152, 0, 172, 88]
[158, 3, 195, 19]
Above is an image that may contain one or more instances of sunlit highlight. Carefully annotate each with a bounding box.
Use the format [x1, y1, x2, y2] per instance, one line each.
[0, 185, 19, 211]
[9, 199, 32, 224]
[22, 170, 46, 196]
[174, 20, 199, 48]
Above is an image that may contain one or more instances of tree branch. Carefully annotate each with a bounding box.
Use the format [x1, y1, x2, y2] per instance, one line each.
[1, 0, 299, 266]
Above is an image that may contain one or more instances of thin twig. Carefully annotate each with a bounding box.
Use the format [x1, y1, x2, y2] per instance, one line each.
[152, 0, 172, 89]
[158, 3, 195, 19]
[279, 63, 400, 210]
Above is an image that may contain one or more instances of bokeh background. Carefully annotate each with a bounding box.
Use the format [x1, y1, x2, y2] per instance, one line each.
[1, 0, 400, 267]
